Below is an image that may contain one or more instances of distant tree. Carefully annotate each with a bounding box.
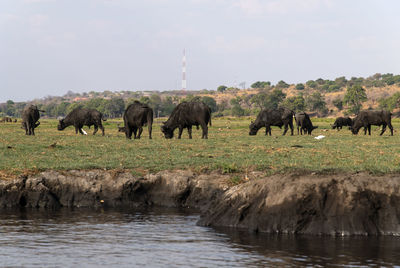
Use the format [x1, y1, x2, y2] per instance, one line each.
[229, 97, 245, 117]
[105, 98, 125, 118]
[251, 81, 271, 89]
[201, 96, 217, 112]
[66, 102, 84, 114]
[306, 92, 328, 114]
[306, 80, 318, 89]
[334, 76, 347, 87]
[295, 83, 305, 90]
[281, 95, 305, 112]
[217, 85, 227, 92]
[316, 78, 325, 85]
[250, 89, 286, 110]
[343, 85, 367, 114]
[332, 98, 343, 111]
[276, 80, 290, 89]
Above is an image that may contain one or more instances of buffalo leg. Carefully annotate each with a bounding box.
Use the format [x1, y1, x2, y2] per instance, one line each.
[187, 126, 192, 139]
[380, 124, 387, 136]
[133, 127, 138, 139]
[93, 125, 98, 135]
[138, 127, 143, 139]
[368, 125, 371, 135]
[282, 124, 289, 136]
[178, 127, 183, 139]
[100, 125, 105, 136]
[125, 127, 132, 139]
[148, 124, 152, 139]
[289, 122, 294, 136]
[388, 122, 394, 136]
[201, 124, 208, 139]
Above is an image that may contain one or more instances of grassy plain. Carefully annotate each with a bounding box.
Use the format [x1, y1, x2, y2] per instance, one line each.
[1, 117, 400, 178]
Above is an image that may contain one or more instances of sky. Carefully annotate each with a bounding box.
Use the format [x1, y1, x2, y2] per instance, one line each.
[1, 0, 400, 102]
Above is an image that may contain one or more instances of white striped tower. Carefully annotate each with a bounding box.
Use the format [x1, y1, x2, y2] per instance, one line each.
[182, 49, 187, 91]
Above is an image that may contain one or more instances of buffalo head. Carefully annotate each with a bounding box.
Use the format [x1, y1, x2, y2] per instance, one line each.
[161, 124, 174, 139]
[249, 121, 260, 135]
[57, 119, 66, 131]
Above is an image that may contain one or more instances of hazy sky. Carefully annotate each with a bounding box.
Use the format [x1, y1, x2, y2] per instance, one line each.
[1, 0, 400, 102]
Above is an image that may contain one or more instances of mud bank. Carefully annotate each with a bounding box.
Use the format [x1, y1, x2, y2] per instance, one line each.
[1, 170, 400, 236]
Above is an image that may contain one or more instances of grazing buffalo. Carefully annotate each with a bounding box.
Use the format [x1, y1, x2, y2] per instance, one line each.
[122, 101, 153, 139]
[21, 105, 44, 135]
[58, 108, 106, 135]
[249, 107, 294, 136]
[161, 101, 212, 139]
[295, 112, 318, 135]
[332, 117, 353, 130]
[351, 110, 393, 136]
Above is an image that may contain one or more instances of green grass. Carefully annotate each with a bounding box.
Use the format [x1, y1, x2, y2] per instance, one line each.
[1, 117, 400, 177]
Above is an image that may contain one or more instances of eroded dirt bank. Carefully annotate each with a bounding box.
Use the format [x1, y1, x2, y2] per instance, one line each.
[1, 170, 400, 236]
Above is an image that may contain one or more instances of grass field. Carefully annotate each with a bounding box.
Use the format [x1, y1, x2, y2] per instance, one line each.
[1, 117, 400, 178]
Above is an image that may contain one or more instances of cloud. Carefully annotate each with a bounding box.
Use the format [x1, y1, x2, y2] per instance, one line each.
[206, 35, 286, 53]
[29, 14, 48, 28]
[232, 0, 334, 16]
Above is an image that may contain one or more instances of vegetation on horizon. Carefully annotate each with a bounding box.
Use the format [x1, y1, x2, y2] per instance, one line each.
[1, 73, 400, 120]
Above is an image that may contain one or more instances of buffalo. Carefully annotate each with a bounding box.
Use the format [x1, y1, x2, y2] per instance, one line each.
[21, 105, 44, 135]
[249, 107, 294, 136]
[58, 108, 106, 135]
[351, 110, 393, 136]
[161, 101, 211, 139]
[295, 112, 318, 135]
[122, 101, 153, 139]
[332, 117, 352, 130]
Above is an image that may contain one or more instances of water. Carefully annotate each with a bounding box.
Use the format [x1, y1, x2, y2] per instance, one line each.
[0, 208, 400, 267]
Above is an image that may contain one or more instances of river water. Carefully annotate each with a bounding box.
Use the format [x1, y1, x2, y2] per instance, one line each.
[0, 208, 399, 267]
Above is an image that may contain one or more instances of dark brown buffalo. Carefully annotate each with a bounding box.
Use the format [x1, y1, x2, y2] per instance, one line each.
[332, 117, 352, 130]
[58, 108, 105, 135]
[249, 107, 294, 136]
[161, 101, 211, 139]
[351, 110, 393, 135]
[122, 101, 153, 139]
[21, 105, 44, 135]
[295, 112, 318, 135]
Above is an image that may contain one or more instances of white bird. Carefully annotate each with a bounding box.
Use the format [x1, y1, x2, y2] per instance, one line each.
[314, 135, 325, 140]
[81, 129, 87, 135]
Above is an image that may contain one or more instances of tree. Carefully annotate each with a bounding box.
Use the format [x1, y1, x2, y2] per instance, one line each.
[230, 97, 245, 116]
[250, 89, 286, 110]
[217, 85, 227, 92]
[281, 95, 305, 112]
[306, 80, 317, 88]
[306, 92, 328, 114]
[343, 85, 367, 114]
[201, 96, 217, 112]
[105, 98, 125, 118]
[295, 83, 305, 90]
[251, 81, 271, 89]
[276, 80, 290, 88]
[332, 98, 343, 111]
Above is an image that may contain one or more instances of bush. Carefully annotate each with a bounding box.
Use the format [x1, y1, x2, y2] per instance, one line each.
[295, 83, 305, 90]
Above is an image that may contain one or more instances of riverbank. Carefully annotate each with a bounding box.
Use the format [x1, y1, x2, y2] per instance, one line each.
[1, 170, 399, 236]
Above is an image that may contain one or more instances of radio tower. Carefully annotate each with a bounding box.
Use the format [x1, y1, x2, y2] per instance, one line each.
[182, 49, 187, 91]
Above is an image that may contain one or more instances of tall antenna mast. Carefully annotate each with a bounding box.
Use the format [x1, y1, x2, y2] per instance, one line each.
[182, 49, 187, 91]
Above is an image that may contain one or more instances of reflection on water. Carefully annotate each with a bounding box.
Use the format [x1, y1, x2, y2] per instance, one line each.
[0, 208, 399, 267]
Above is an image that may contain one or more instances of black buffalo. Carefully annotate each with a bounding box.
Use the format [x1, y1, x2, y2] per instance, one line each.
[332, 117, 353, 130]
[295, 112, 318, 135]
[161, 101, 211, 139]
[122, 101, 153, 139]
[249, 107, 294, 136]
[351, 110, 393, 136]
[58, 108, 106, 135]
[21, 105, 44, 135]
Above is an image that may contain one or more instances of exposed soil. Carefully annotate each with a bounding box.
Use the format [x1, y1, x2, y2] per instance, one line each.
[1, 170, 400, 236]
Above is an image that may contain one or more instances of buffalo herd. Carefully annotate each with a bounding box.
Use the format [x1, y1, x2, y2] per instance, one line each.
[13, 101, 396, 138]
